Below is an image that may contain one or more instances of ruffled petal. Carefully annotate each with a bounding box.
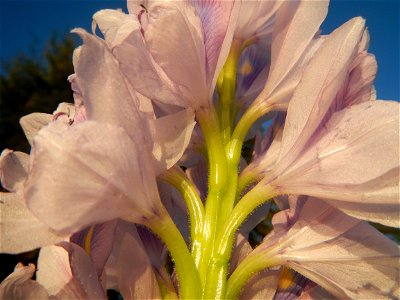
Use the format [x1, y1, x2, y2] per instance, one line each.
[25, 120, 162, 234]
[0, 263, 50, 299]
[19, 113, 53, 145]
[94, 9, 184, 108]
[145, 1, 208, 106]
[72, 28, 150, 141]
[0, 192, 67, 254]
[0, 150, 29, 194]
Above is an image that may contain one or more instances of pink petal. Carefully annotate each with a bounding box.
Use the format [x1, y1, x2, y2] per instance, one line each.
[70, 220, 118, 276]
[273, 101, 399, 226]
[0, 150, 29, 194]
[25, 120, 162, 234]
[191, 0, 240, 96]
[0, 192, 67, 254]
[257, 199, 400, 299]
[37, 242, 106, 299]
[92, 9, 140, 49]
[229, 233, 253, 274]
[238, 269, 280, 300]
[95, 9, 184, 109]
[265, 0, 328, 96]
[151, 108, 196, 174]
[19, 113, 53, 145]
[235, 1, 283, 41]
[145, 1, 208, 107]
[116, 231, 161, 299]
[0, 263, 50, 299]
[72, 28, 150, 142]
[276, 17, 365, 171]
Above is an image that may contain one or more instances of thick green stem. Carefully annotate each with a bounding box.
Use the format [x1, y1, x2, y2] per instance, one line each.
[159, 166, 204, 264]
[196, 107, 228, 285]
[147, 212, 201, 299]
[203, 184, 277, 299]
[226, 251, 282, 299]
[217, 183, 277, 263]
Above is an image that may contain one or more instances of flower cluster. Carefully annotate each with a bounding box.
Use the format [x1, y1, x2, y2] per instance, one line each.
[1, 0, 399, 299]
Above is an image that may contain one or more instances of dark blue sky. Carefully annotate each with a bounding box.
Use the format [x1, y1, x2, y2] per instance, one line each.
[1, 0, 399, 100]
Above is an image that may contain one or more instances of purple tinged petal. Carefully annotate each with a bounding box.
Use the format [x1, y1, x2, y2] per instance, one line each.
[0, 150, 29, 194]
[186, 156, 208, 201]
[229, 233, 253, 274]
[25, 120, 162, 234]
[0, 192, 67, 254]
[37, 242, 106, 299]
[191, 0, 240, 97]
[117, 232, 162, 300]
[70, 220, 118, 276]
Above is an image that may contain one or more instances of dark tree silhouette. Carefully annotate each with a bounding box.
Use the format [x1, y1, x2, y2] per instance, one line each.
[0, 34, 75, 153]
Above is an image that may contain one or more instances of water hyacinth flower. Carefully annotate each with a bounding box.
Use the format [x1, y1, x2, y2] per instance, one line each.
[1, 0, 399, 299]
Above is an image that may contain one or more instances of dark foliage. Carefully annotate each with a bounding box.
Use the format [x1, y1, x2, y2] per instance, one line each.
[0, 34, 75, 153]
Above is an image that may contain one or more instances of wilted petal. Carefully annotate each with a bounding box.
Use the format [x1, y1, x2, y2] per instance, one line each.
[0, 263, 50, 299]
[0, 193, 67, 254]
[255, 199, 400, 299]
[151, 108, 196, 174]
[0, 150, 29, 194]
[25, 120, 162, 234]
[276, 17, 365, 170]
[273, 101, 399, 226]
[19, 113, 53, 145]
[37, 242, 106, 299]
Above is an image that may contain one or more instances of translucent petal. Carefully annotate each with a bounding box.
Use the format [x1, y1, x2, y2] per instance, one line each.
[0, 192, 66, 254]
[25, 121, 161, 234]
